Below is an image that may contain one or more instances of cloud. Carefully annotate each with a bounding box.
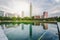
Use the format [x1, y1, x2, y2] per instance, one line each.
[0, 0, 60, 17]
[0, 5, 14, 13]
[55, 0, 60, 2]
[48, 5, 60, 14]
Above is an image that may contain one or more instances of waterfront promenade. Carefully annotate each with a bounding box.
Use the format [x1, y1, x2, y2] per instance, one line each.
[0, 26, 8, 40]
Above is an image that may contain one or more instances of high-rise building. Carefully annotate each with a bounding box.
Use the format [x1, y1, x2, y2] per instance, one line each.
[30, 3, 32, 17]
[21, 11, 24, 18]
[0, 11, 5, 17]
[43, 11, 48, 18]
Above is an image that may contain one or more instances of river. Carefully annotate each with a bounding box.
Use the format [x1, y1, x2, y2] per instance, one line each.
[0, 22, 60, 40]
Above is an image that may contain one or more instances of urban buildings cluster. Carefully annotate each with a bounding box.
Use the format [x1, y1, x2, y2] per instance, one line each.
[0, 11, 18, 17]
[0, 3, 48, 19]
[34, 11, 48, 19]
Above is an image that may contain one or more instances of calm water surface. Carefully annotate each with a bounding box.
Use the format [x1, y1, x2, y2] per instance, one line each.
[0, 22, 60, 40]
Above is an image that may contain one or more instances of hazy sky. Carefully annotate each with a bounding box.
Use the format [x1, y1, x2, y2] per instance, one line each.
[0, 0, 60, 17]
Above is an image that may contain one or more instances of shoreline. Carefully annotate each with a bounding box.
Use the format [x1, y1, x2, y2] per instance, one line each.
[0, 21, 57, 23]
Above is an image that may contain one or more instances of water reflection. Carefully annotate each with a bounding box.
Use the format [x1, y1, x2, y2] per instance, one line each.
[21, 24, 24, 30]
[33, 22, 40, 26]
[33, 22, 48, 30]
[0, 22, 59, 40]
[41, 23, 48, 30]
[56, 23, 60, 40]
[1, 24, 7, 30]
[29, 24, 32, 40]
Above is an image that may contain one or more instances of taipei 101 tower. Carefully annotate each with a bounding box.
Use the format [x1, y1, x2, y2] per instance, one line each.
[30, 3, 32, 17]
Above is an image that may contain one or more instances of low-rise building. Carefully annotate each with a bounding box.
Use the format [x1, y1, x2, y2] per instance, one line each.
[5, 13, 16, 17]
[0, 10, 18, 17]
[34, 15, 40, 19]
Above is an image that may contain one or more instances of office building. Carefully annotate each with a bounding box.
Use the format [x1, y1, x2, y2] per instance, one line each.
[30, 3, 32, 17]
[43, 11, 48, 18]
[34, 15, 40, 19]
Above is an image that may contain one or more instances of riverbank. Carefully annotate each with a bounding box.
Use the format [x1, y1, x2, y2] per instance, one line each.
[0, 20, 57, 23]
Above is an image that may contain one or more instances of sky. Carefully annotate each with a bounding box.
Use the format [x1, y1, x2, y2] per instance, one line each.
[0, 0, 60, 17]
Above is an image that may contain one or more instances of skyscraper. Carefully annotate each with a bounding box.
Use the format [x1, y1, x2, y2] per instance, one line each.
[43, 11, 48, 18]
[22, 11, 24, 18]
[30, 3, 32, 17]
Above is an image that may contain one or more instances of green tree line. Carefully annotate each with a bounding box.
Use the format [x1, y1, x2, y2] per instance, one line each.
[0, 16, 60, 22]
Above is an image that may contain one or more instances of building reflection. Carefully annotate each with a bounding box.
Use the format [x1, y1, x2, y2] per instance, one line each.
[7, 24, 19, 28]
[42, 23, 48, 30]
[21, 24, 24, 30]
[29, 24, 32, 40]
[1, 24, 7, 30]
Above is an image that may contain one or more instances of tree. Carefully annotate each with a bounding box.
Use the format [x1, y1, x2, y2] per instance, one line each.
[12, 17, 16, 21]
[17, 17, 21, 20]
[23, 17, 31, 20]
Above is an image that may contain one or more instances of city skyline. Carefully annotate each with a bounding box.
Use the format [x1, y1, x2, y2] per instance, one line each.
[0, 0, 60, 17]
